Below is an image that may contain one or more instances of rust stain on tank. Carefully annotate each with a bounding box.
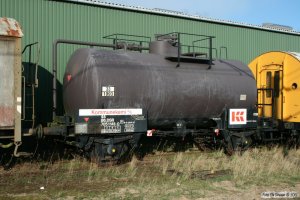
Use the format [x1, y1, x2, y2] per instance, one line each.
[0, 17, 23, 37]
[0, 106, 14, 127]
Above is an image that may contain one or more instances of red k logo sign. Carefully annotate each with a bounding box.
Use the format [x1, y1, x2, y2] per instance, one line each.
[229, 109, 247, 125]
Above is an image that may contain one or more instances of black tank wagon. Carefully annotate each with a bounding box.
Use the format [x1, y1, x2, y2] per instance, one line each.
[1, 17, 260, 165]
[61, 33, 258, 161]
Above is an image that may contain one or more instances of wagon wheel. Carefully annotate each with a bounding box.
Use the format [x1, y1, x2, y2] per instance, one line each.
[0, 152, 15, 170]
[113, 141, 133, 164]
[223, 135, 250, 156]
[224, 138, 235, 156]
[90, 142, 132, 166]
[284, 135, 300, 152]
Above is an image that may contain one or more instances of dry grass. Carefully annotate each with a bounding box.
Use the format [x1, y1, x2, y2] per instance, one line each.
[161, 147, 300, 186]
[0, 147, 299, 199]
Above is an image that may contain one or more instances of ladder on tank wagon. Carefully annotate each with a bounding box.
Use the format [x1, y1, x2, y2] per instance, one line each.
[21, 42, 40, 129]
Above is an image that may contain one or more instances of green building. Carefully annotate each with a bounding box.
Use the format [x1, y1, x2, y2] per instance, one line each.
[1, 0, 300, 122]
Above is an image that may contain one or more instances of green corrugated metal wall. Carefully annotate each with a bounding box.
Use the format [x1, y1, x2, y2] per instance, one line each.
[1, 0, 300, 122]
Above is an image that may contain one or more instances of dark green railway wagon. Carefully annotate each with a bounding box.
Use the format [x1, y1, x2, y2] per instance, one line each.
[1, 0, 300, 122]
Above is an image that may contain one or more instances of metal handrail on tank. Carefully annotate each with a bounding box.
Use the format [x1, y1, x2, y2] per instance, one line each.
[22, 42, 40, 87]
[156, 32, 215, 68]
[103, 33, 151, 52]
[181, 44, 218, 59]
[21, 42, 40, 129]
[52, 39, 116, 120]
[220, 46, 228, 59]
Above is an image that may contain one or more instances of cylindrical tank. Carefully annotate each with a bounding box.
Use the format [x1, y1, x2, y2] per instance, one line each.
[63, 48, 256, 129]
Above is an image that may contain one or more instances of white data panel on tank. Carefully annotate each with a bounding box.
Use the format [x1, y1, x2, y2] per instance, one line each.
[79, 108, 143, 116]
[229, 109, 247, 125]
[102, 86, 115, 96]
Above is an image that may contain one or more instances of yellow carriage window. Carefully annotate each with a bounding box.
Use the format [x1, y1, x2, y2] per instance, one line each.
[266, 71, 272, 98]
[274, 71, 280, 98]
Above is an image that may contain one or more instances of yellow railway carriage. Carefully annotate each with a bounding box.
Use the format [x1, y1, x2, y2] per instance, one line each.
[249, 51, 300, 130]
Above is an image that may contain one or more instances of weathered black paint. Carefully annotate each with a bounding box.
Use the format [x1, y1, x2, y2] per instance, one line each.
[63, 48, 256, 130]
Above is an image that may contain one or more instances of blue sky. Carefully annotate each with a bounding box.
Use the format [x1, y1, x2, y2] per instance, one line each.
[105, 0, 300, 32]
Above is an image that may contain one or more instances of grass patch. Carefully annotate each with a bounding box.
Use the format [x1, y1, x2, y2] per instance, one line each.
[0, 147, 299, 199]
